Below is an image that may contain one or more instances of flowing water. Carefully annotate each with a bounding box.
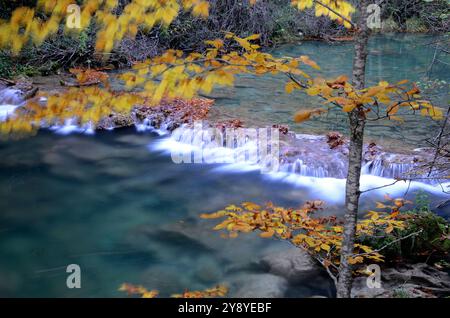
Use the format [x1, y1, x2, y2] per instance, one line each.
[0, 34, 449, 297]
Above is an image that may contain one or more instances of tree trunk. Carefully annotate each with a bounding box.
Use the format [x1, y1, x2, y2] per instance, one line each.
[336, 0, 371, 298]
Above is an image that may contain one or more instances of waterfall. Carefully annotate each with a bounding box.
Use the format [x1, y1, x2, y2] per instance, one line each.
[362, 159, 416, 179]
[149, 125, 449, 202]
[0, 88, 24, 105]
[0, 88, 24, 121]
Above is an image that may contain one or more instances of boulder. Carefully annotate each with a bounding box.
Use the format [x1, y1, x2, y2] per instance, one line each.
[259, 248, 319, 283]
[352, 263, 450, 298]
[97, 98, 214, 131]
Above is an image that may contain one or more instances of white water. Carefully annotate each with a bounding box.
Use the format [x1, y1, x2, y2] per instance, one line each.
[0, 88, 24, 121]
[0, 104, 20, 121]
[150, 130, 450, 203]
[1, 86, 448, 203]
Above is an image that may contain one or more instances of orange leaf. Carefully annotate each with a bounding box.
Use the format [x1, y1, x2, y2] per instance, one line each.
[260, 229, 275, 238]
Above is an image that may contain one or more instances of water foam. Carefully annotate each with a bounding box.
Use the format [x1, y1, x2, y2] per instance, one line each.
[149, 132, 449, 203]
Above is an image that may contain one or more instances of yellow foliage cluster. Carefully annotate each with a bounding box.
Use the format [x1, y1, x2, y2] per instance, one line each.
[0, 32, 321, 135]
[119, 32, 318, 105]
[200, 198, 411, 271]
[171, 285, 228, 298]
[291, 0, 355, 28]
[118, 283, 159, 298]
[0, 2, 442, 137]
[118, 283, 228, 298]
[0, 0, 210, 54]
[291, 76, 444, 123]
[69, 68, 109, 85]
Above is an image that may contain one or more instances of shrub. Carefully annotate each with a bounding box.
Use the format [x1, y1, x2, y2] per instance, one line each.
[361, 192, 450, 263]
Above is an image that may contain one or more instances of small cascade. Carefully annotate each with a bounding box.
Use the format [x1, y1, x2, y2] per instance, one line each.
[279, 158, 347, 179]
[151, 125, 449, 197]
[0, 88, 25, 121]
[48, 118, 95, 135]
[362, 159, 417, 179]
[0, 88, 24, 105]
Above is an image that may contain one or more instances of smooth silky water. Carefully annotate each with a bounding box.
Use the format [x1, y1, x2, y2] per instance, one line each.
[0, 34, 449, 297]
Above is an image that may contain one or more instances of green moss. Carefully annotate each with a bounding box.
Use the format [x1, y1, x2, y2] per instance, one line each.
[0, 52, 40, 79]
[381, 18, 400, 33]
[406, 18, 429, 33]
[393, 289, 411, 298]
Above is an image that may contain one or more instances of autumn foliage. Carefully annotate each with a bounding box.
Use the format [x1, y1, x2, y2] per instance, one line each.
[200, 198, 411, 277]
[0, 1, 444, 136]
[119, 283, 228, 298]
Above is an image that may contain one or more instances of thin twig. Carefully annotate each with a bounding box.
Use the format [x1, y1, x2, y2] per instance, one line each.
[353, 229, 423, 258]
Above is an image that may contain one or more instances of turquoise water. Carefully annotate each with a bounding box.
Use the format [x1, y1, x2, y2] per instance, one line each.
[0, 130, 340, 297]
[208, 34, 449, 151]
[0, 34, 449, 297]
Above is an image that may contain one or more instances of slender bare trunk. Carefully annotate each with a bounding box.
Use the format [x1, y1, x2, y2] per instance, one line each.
[336, 0, 371, 298]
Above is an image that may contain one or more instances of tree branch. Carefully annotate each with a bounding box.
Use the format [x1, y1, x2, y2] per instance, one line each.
[313, 0, 357, 29]
[353, 229, 423, 258]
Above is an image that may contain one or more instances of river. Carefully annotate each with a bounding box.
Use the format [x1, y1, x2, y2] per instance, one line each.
[0, 34, 448, 297]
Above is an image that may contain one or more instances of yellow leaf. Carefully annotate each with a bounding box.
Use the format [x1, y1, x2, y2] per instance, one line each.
[375, 202, 386, 209]
[300, 55, 320, 70]
[192, 2, 209, 18]
[389, 115, 404, 123]
[348, 256, 364, 265]
[305, 86, 320, 96]
[342, 100, 357, 112]
[294, 110, 312, 123]
[245, 34, 260, 41]
[385, 225, 394, 234]
[204, 39, 223, 49]
[260, 229, 275, 238]
[285, 81, 298, 94]
[294, 108, 326, 123]
[142, 290, 159, 298]
[332, 226, 343, 233]
[305, 236, 315, 247]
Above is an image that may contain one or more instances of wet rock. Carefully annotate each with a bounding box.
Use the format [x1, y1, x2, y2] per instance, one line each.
[214, 119, 244, 133]
[10, 76, 38, 101]
[259, 247, 319, 283]
[275, 131, 437, 180]
[272, 124, 289, 135]
[0, 88, 23, 105]
[326, 131, 345, 149]
[229, 273, 288, 298]
[97, 98, 214, 131]
[351, 263, 450, 298]
[97, 113, 135, 129]
[279, 132, 348, 178]
[365, 142, 382, 158]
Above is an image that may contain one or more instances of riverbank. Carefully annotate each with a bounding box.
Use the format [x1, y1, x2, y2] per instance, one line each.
[1, 0, 448, 80]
